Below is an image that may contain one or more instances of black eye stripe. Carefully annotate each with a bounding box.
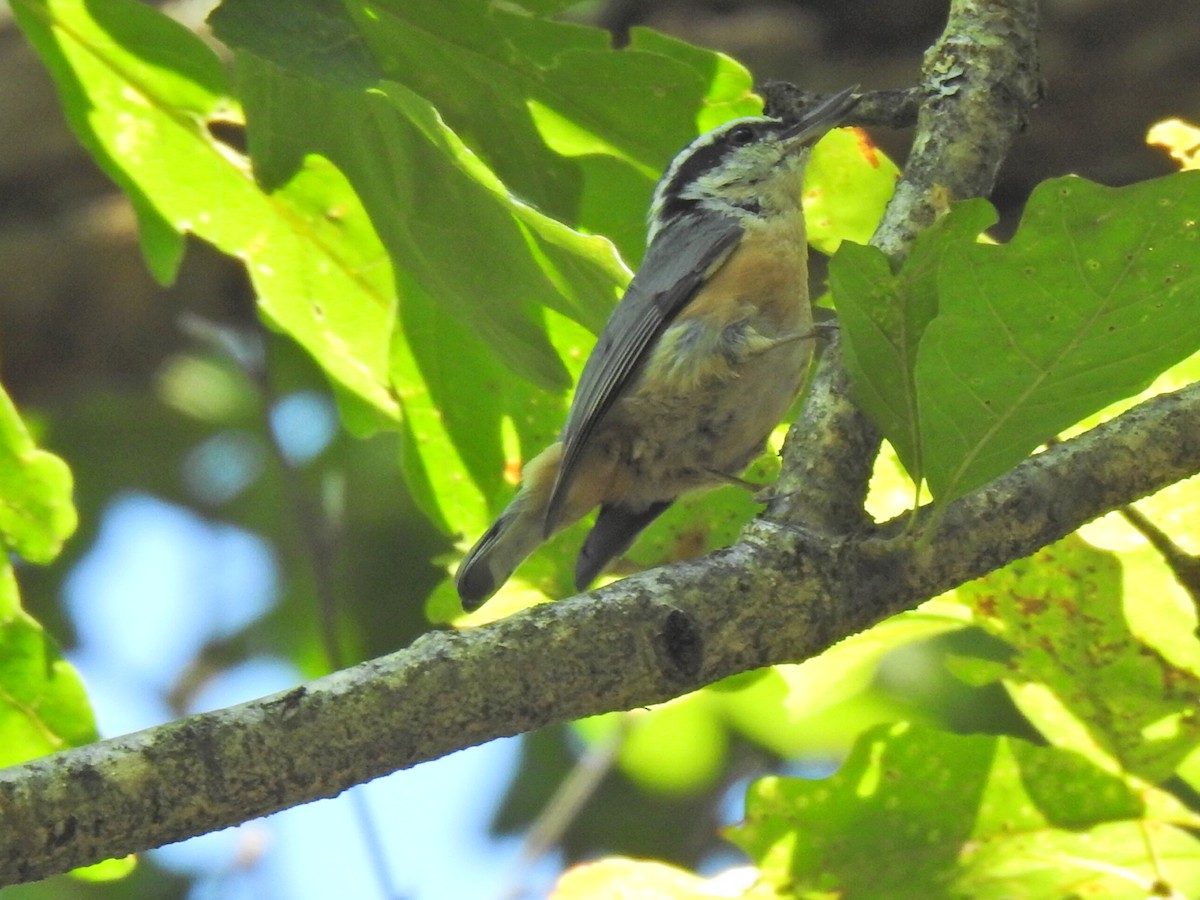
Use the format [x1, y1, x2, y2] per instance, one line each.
[657, 140, 732, 207]
[652, 118, 785, 227]
[658, 119, 783, 197]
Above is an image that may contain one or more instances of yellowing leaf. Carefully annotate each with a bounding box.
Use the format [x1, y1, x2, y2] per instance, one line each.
[1148, 118, 1200, 170]
[552, 858, 755, 899]
[805, 126, 900, 254]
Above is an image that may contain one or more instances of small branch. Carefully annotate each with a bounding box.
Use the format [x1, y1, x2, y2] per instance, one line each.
[177, 314, 399, 896]
[1118, 506, 1200, 607]
[764, 336, 880, 535]
[765, 0, 1040, 532]
[249, 336, 402, 899]
[498, 717, 628, 900]
[761, 83, 921, 131]
[874, 0, 1041, 258]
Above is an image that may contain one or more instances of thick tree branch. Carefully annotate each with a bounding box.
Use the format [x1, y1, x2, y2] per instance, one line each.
[2, 381, 1199, 884]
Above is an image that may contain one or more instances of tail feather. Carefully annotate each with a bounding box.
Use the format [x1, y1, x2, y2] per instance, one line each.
[455, 518, 505, 611]
[456, 504, 545, 611]
[575, 501, 672, 591]
[456, 443, 568, 611]
[458, 442, 662, 609]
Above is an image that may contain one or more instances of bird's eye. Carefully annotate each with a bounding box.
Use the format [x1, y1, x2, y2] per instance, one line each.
[728, 124, 757, 146]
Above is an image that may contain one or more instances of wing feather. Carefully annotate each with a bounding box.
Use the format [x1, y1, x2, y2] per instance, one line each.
[543, 213, 744, 534]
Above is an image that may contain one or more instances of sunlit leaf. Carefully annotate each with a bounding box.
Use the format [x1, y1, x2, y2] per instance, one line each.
[0, 558, 98, 769]
[0, 384, 96, 771]
[11, 0, 401, 423]
[617, 695, 728, 794]
[69, 855, 138, 883]
[804, 126, 901, 255]
[0, 389, 76, 564]
[957, 535, 1200, 782]
[729, 723, 1200, 899]
[1148, 117, 1200, 170]
[552, 857, 755, 900]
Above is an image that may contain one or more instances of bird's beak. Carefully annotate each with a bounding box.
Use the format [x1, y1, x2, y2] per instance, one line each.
[781, 85, 861, 147]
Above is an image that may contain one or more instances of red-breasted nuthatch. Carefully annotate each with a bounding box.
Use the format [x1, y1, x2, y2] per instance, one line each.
[457, 87, 860, 610]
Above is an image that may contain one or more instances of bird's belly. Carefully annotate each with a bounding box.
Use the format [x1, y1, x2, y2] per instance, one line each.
[593, 325, 812, 503]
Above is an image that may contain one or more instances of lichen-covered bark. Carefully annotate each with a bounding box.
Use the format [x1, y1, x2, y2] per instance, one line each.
[3, 378, 1198, 884]
[767, 0, 1040, 533]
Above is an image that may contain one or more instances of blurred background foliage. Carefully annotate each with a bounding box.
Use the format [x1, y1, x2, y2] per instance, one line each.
[0, 0, 1197, 898]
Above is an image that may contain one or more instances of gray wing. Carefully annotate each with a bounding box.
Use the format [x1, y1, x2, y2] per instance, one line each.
[542, 212, 744, 535]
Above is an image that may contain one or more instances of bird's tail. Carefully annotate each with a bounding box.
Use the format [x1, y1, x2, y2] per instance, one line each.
[455, 443, 564, 611]
[455, 443, 669, 609]
[455, 511, 536, 611]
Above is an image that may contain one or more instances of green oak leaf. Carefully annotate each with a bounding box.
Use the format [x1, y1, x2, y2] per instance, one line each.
[730, 722, 1200, 900]
[832, 201, 997, 481]
[919, 173, 1200, 500]
[956, 534, 1200, 783]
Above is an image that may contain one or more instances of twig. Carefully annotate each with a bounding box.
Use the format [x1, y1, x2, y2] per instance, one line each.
[496, 718, 629, 900]
[1119, 505, 1200, 610]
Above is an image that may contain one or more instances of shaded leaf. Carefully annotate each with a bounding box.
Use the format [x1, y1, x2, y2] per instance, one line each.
[337, 0, 758, 259]
[918, 173, 1200, 499]
[833, 201, 997, 480]
[837, 173, 1200, 502]
[210, 9, 644, 529]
